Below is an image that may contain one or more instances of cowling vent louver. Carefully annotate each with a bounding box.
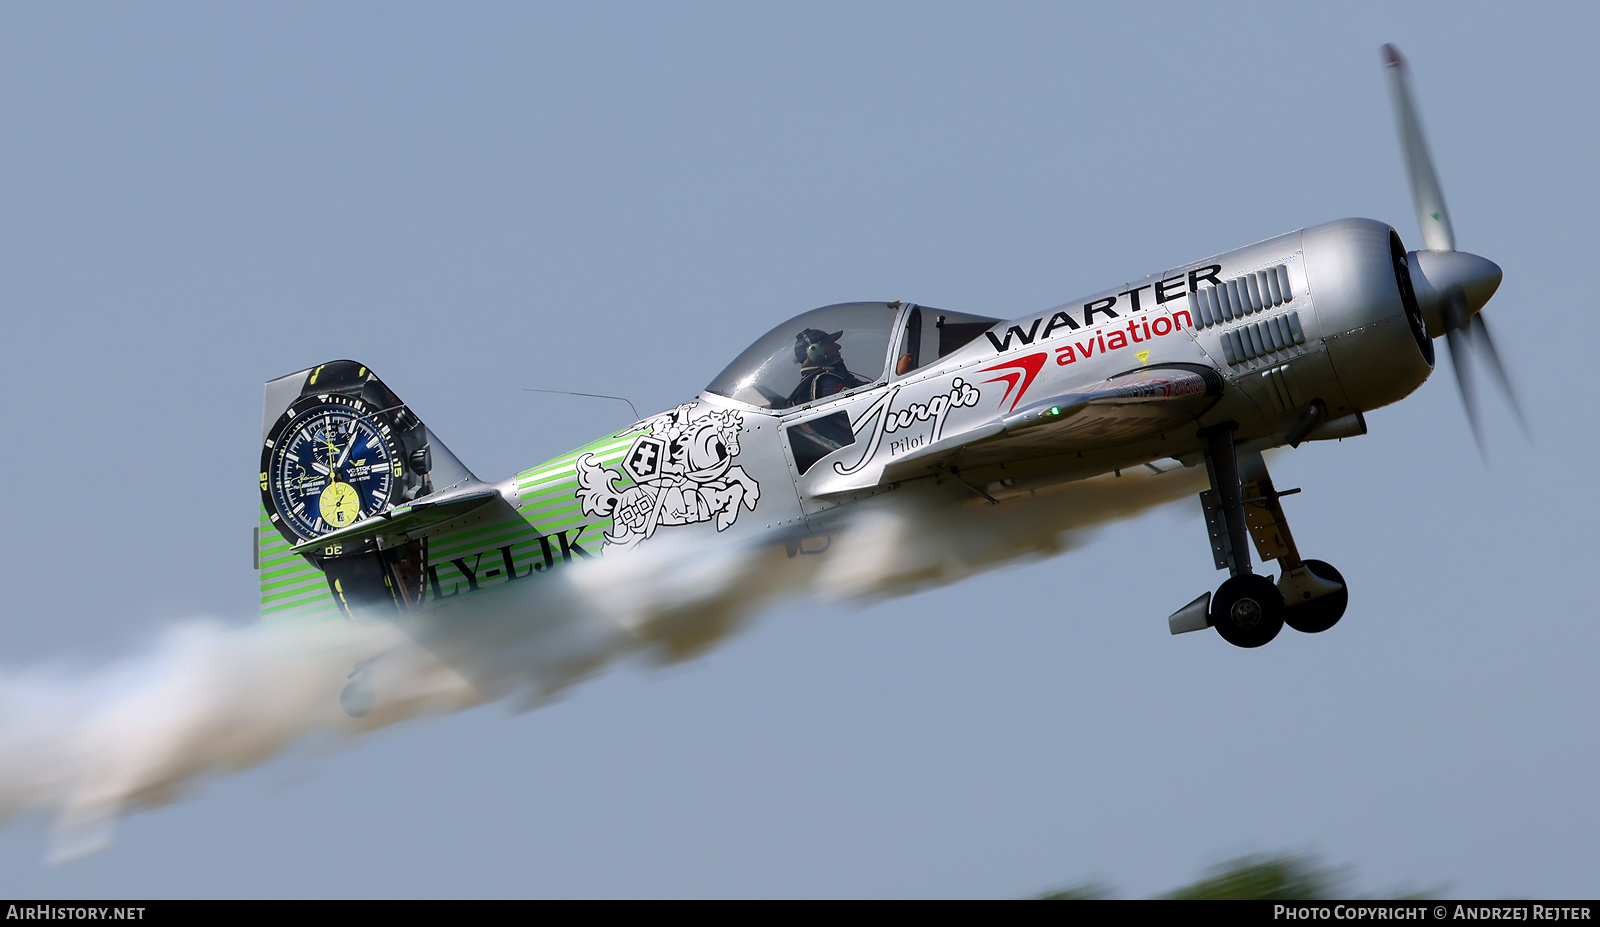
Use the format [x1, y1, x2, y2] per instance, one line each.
[1186, 264, 1306, 365]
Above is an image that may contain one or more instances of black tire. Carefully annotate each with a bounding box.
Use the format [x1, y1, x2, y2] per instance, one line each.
[1283, 559, 1348, 634]
[1211, 574, 1286, 648]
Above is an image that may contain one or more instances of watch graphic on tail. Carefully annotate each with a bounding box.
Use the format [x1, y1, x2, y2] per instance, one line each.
[259, 361, 433, 546]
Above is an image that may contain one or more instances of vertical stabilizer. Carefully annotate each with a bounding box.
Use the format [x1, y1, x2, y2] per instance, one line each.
[254, 360, 476, 626]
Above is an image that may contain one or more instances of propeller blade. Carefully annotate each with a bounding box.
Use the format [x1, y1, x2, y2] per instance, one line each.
[1468, 313, 1532, 440]
[1382, 44, 1456, 252]
[1445, 325, 1484, 457]
[1440, 291, 1484, 456]
[1383, 48, 1520, 454]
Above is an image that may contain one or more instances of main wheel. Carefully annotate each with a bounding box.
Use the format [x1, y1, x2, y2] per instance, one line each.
[1211, 574, 1286, 648]
[1283, 559, 1348, 634]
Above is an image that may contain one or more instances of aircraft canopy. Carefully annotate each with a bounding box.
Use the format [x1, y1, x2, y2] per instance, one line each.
[706, 302, 998, 410]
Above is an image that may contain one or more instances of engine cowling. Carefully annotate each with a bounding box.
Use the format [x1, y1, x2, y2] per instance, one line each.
[1301, 217, 1435, 415]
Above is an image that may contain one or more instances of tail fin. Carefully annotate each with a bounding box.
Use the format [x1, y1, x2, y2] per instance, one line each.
[253, 360, 480, 626]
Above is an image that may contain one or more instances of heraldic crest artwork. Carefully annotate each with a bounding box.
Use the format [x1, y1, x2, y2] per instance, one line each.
[575, 403, 762, 553]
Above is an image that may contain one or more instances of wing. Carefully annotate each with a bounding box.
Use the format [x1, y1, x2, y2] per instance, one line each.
[875, 364, 1222, 486]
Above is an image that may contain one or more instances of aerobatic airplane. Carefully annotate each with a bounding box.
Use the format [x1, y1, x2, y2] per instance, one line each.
[253, 46, 1514, 713]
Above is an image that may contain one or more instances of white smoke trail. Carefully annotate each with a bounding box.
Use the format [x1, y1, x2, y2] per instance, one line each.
[0, 621, 480, 863]
[0, 464, 1206, 863]
[812, 465, 1209, 601]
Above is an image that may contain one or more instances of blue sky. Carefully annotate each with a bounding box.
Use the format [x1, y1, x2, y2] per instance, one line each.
[0, 2, 1594, 898]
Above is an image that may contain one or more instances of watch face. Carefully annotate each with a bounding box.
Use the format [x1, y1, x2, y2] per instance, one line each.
[261, 394, 400, 542]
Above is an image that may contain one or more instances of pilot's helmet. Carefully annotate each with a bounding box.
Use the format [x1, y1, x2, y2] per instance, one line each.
[793, 328, 844, 365]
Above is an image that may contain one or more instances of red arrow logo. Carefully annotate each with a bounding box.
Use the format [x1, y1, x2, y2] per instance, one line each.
[977, 352, 1046, 412]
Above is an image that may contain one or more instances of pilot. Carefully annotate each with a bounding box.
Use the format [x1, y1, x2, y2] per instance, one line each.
[787, 328, 865, 407]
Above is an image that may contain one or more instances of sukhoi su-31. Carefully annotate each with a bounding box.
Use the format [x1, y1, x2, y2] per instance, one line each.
[254, 46, 1515, 701]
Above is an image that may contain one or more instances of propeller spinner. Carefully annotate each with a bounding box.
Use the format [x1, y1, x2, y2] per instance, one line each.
[1381, 43, 1525, 451]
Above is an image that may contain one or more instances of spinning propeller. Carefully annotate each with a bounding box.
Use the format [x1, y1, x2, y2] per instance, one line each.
[1382, 44, 1525, 452]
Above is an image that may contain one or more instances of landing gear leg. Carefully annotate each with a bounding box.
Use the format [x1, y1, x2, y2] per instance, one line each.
[1168, 423, 1350, 645]
[1234, 451, 1348, 634]
[1200, 425, 1285, 648]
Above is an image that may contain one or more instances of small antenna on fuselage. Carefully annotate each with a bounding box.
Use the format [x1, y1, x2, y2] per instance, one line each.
[522, 389, 643, 424]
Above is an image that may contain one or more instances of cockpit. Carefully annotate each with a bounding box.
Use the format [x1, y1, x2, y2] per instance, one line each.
[705, 302, 1000, 410]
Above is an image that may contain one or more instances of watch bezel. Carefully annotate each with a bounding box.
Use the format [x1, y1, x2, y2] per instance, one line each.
[260, 393, 402, 544]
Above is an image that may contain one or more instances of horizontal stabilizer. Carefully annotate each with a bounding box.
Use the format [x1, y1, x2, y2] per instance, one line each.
[291, 482, 503, 554]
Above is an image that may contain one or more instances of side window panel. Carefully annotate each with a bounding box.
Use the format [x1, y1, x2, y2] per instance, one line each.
[934, 310, 998, 359]
[894, 307, 1002, 377]
[786, 411, 855, 476]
